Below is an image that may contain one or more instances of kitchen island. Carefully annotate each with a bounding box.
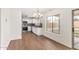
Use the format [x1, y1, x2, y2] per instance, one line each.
[27, 23, 42, 36]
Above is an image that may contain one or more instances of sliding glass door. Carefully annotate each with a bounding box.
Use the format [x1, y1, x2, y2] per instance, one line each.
[72, 9, 79, 49]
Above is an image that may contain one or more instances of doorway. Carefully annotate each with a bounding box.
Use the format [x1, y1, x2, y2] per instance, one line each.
[72, 9, 79, 49]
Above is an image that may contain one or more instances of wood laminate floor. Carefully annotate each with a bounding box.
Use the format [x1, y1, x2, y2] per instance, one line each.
[7, 32, 72, 50]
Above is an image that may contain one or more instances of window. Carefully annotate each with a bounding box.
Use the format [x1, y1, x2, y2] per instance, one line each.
[52, 15, 60, 34]
[46, 16, 53, 32]
[46, 14, 60, 34]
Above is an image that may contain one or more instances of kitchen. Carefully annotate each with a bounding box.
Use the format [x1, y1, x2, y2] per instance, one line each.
[22, 8, 43, 36]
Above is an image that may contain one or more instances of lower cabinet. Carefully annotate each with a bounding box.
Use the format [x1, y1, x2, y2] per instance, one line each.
[32, 27, 42, 36]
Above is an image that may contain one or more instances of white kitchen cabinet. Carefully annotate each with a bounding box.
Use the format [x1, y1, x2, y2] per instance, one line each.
[28, 26, 31, 31]
[32, 27, 42, 36]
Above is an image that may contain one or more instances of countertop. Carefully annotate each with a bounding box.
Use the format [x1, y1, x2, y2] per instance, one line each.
[27, 23, 42, 28]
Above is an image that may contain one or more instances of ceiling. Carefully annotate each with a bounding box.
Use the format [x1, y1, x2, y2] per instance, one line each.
[21, 8, 54, 17]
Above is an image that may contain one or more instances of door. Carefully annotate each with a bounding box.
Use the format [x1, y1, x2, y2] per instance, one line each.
[72, 9, 79, 49]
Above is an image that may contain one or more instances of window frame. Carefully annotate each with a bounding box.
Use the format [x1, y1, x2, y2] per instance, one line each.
[46, 14, 60, 34]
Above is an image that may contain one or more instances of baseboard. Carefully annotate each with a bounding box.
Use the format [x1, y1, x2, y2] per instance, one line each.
[1, 39, 11, 50]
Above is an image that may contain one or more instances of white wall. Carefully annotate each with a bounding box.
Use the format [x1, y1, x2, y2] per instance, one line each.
[1, 8, 22, 49]
[1, 9, 10, 49]
[0, 8, 1, 49]
[9, 9, 22, 40]
[43, 8, 73, 48]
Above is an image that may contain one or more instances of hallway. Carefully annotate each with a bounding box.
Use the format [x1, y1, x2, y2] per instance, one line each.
[7, 32, 72, 50]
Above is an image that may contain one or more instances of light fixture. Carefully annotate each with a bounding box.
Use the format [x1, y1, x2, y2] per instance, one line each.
[33, 8, 43, 19]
